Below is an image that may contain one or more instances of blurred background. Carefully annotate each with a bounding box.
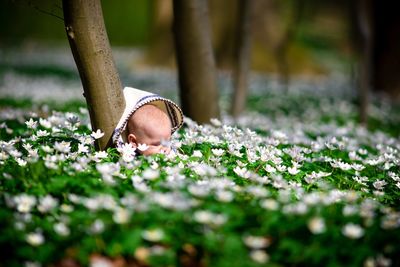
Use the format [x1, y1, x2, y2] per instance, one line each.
[0, 0, 399, 115]
[0, 0, 353, 73]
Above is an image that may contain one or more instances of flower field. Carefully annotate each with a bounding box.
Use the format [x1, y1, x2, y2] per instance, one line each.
[1, 82, 400, 267]
[1, 46, 400, 266]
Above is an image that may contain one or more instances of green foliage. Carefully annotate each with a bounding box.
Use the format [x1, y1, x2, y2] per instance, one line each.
[0, 95, 399, 267]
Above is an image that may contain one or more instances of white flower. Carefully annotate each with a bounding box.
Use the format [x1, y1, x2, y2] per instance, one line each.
[9, 149, 22, 158]
[113, 208, 130, 224]
[193, 210, 227, 226]
[24, 261, 41, 267]
[376, 254, 392, 267]
[41, 145, 54, 153]
[134, 247, 150, 263]
[307, 217, 326, 234]
[118, 143, 136, 162]
[54, 222, 70, 236]
[343, 205, 358, 216]
[212, 214, 227, 226]
[37, 195, 58, 213]
[39, 118, 51, 129]
[288, 166, 300, 175]
[91, 129, 104, 139]
[192, 164, 209, 176]
[90, 219, 105, 234]
[243, 235, 271, 249]
[249, 250, 270, 264]
[330, 160, 352, 171]
[276, 164, 286, 172]
[60, 204, 73, 213]
[342, 223, 364, 239]
[212, 148, 225, 156]
[142, 229, 164, 242]
[260, 199, 279, 210]
[364, 257, 376, 267]
[54, 141, 71, 153]
[351, 163, 365, 171]
[193, 210, 214, 224]
[0, 151, 9, 161]
[27, 149, 39, 159]
[236, 160, 247, 167]
[122, 153, 135, 163]
[247, 186, 268, 198]
[90, 256, 113, 267]
[233, 166, 250, 178]
[36, 130, 49, 137]
[388, 172, 400, 182]
[264, 164, 276, 173]
[16, 158, 27, 167]
[23, 143, 32, 151]
[78, 143, 89, 154]
[142, 169, 159, 180]
[358, 148, 368, 155]
[14, 194, 36, 213]
[192, 150, 203, 157]
[215, 190, 234, 202]
[188, 184, 210, 197]
[210, 118, 222, 126]
[25, 118, 37, 129]
[96, 162, 120, 184]
[94, 151, 108, 160]
[26, 232, 44, 246]
[137, 143, 149, 152]
[150, 161, 159, 169]
[373, 180, 387, 190]
[349, 151, 361, 161]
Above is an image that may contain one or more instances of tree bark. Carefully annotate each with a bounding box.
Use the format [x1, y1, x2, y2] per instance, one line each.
[275, 0, 303, 93]
[372, 1, 400, 100]
[230, 0, 254, 118]
[355, 0, 373, 125]
[173, 0, 220, 123]
[62, 0, 125, 150]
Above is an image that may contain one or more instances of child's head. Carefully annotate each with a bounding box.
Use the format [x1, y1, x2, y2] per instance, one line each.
[113, 87, 183, 152]
[127, 104, 172, 156]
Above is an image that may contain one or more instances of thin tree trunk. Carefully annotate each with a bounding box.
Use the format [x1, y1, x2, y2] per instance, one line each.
[173, 0, 220, 123]
[372, 2, 400, 100]
[356, 0, 373, 125]
[230, 0, 254, 119]
[275, 0, 303, 93]
[62, 0, 125, 150]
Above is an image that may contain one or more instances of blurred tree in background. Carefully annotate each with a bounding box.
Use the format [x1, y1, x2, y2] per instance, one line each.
[230, 0, 254, 118]
[173, 0, 220, 123]
[0, 0, 354, 75]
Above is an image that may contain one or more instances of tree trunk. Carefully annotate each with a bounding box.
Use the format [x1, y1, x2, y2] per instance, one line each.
[355, 0, 373, 125]
[230, 0, 254, 118]
[173, 0, 220, 123]
[274, 0, 303, 93]
[372, 1, 400, 100]
[62, 0, 125, 150]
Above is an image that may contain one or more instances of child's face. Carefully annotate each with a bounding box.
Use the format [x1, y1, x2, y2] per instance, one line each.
[131, 127, 172, 156]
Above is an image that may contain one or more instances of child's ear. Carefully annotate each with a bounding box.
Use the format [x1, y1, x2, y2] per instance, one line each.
[128, 134, 137, 147]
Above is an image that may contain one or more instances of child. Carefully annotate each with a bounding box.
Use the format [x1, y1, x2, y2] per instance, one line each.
[112, 87, 183, 156]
